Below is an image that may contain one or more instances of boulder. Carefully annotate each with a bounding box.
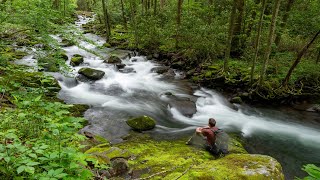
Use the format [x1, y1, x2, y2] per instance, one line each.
[76, 74, 90, 82]
[61, 38, 75, 47]
[116, 133, 285, 179]
[151, 66, 170, 74]
[116, 64, 126, 69]
[230, 96, 243, 104]
[106, 56, 122, 64]
[170, 61, 184, 69]
[109, 158, 129, 177]
[146, 55, 153, 60]
[126, 115, 156, 131]
[70, 54, 84, 66]
[168, 99, 197, 117]
[78, 67, 105, 80]
[153, 53, 160, 59]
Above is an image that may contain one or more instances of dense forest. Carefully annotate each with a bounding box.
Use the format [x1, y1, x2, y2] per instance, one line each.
[1, 0, 320, 179]
[78, 0, 320, 104]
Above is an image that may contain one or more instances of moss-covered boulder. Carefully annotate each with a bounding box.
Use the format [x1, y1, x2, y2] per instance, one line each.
[115, 133, 284, 180]
[70, 54, 84, 66]
[78, 67, 105, 80]
[230, 96, 243, 104]
[105, 55, 122, 64]
[126, 115, 156, 131]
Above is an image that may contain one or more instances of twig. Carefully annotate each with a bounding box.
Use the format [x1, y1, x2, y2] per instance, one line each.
[135, 166, 178, 180]
[174, 164, 194, 180]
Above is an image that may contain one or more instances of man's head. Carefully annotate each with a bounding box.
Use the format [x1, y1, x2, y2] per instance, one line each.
[208, 118, 216, 127]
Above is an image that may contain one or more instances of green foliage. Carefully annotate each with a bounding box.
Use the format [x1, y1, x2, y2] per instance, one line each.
[296, 164, 320, 180]
[0, 64, 95, 179]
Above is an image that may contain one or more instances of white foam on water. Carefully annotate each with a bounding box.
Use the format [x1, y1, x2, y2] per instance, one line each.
[169, 88, 320, 148]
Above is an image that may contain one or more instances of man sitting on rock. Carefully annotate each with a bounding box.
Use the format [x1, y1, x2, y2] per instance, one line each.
[186, 118, 220, 155]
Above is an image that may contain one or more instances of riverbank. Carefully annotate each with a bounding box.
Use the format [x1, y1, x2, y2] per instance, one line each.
[0, 12, 288, 179]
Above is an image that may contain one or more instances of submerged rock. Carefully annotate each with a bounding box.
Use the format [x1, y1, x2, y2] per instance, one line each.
[126, 115, 156, 131]
[78, 67, 105, 80]
[115, 63, 126, 69]
[168, 100, 196, 117]
[119, 67, 136, 74]
[70, 54, 84, 66]
[106, 55, 122, 64]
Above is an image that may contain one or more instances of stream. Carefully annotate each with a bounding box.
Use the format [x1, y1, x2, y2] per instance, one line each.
[17, 15, 320, 179]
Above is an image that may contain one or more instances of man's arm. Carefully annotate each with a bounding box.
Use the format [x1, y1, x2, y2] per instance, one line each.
[196, 126, 209, 134]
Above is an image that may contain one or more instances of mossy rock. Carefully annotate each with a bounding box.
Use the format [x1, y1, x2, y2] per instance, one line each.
[115, 133, 284, 179]
[230, 96, 243, 104]
[126, 116, 156, 131]
[78, 67, 105, 80]
[70, 54, 84, 66]
[106, 55, 122, 64]
[103, 43, 111, 48]
[61, 38, 76, 47]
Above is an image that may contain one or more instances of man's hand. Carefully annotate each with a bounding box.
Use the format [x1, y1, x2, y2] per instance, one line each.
[196, 127, 203, 134]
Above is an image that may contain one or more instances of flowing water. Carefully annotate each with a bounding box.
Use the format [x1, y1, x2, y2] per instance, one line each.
[19, 16, 320, 179]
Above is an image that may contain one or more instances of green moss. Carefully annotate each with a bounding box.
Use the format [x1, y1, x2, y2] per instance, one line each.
[70, 55, 84, 66]
[78, 67, 105, 80]
[126, 115, 156, 131]
[114, 133, 283, 179]
[68, 104, 89, 117]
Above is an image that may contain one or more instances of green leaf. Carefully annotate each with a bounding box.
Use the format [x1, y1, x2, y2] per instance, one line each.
[26, 161, 40, 166]
[48, 169, 55, 176]
[302, 164, 320, 178]
[4, 157, 10, 163]
[34, 95, 42, 102]
[17, 165, 25, 174]
[28, 153, 37, 158]
[24, 166, 35, 174]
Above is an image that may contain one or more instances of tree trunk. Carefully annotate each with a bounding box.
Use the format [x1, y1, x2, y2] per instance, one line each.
[53, 0, 60, 9]
[259, 0, 281, 85]
[275, 0, 295, 46]
[282, 30, 320, 86]
[175, 0, 183, 49]
[154, 0, 157, 15]
[101, 0, 111, 40]
[224, 0, 237, 71]
[250, 0, 266, 84]
[130, 0, 139, 47]
[63, 0, 66, 16]
[160, 0, 165, 10]
[245, 0, 260, 39]
[230, 0, 245, 58]
[120, 0, 127, 29]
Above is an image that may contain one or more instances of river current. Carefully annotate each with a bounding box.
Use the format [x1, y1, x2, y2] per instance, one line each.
[19, 15, 320, 179]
